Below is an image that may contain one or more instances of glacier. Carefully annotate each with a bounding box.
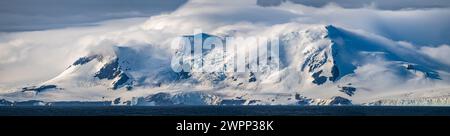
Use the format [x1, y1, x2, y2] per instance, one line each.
[0, 0, 450, 106]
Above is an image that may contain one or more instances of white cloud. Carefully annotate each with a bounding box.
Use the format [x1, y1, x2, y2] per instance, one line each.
[420, 45, 450, 67]
[0, 0, 187, 32]
[0, 18, 147, 88]
[276, 1, 450, 45]
[0, 39, 30, 64]
[0, 0, 449, 91]
[138, 0, 450, 45]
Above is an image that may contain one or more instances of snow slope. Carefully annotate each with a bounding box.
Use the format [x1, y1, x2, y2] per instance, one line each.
[1, 23, 449, 106]
[1, 0, 450, 106]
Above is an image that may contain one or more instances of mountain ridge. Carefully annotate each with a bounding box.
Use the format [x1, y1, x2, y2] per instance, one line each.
[1, 24, 449, 106]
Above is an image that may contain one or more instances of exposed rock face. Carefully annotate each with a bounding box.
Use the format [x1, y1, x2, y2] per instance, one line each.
[144, 92, 173, 105]
[95, 58, 120, 80]
[248, 72, 257, 82]
[313, 96, 352, 106]
[311, 70, 327, 85]
[338, 86, 356, 96]
[72, 55, 101, 66]
[21, 85, 60, 93]
[295, 93, 313, 105]
[0, 99, 13, 106]
[403, 64, 441, 80]
[91, 57, 132, 90]
[113, 97, 121, 105]
[136, 92, 222, 106]
[327, 96, 352, 105]
[220, 99, 247, 105]
[112, 73, 130, 90]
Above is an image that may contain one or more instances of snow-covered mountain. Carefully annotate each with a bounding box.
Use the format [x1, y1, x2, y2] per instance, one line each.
[1, 23, 449, 106]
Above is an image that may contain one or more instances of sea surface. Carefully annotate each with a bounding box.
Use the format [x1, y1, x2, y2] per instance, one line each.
[1, 106, 450, 116]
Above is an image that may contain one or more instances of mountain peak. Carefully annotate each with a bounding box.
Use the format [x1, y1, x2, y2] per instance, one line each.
[4, 24, 447, 105]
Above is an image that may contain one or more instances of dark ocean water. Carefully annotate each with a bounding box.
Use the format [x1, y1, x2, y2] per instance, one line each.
[1, 106, 450, 116]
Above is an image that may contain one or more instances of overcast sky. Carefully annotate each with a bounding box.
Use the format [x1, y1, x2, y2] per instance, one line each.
[1, 0, 450, 32]
[258, 0, 450, 9]
[0, 0, 187, 32]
